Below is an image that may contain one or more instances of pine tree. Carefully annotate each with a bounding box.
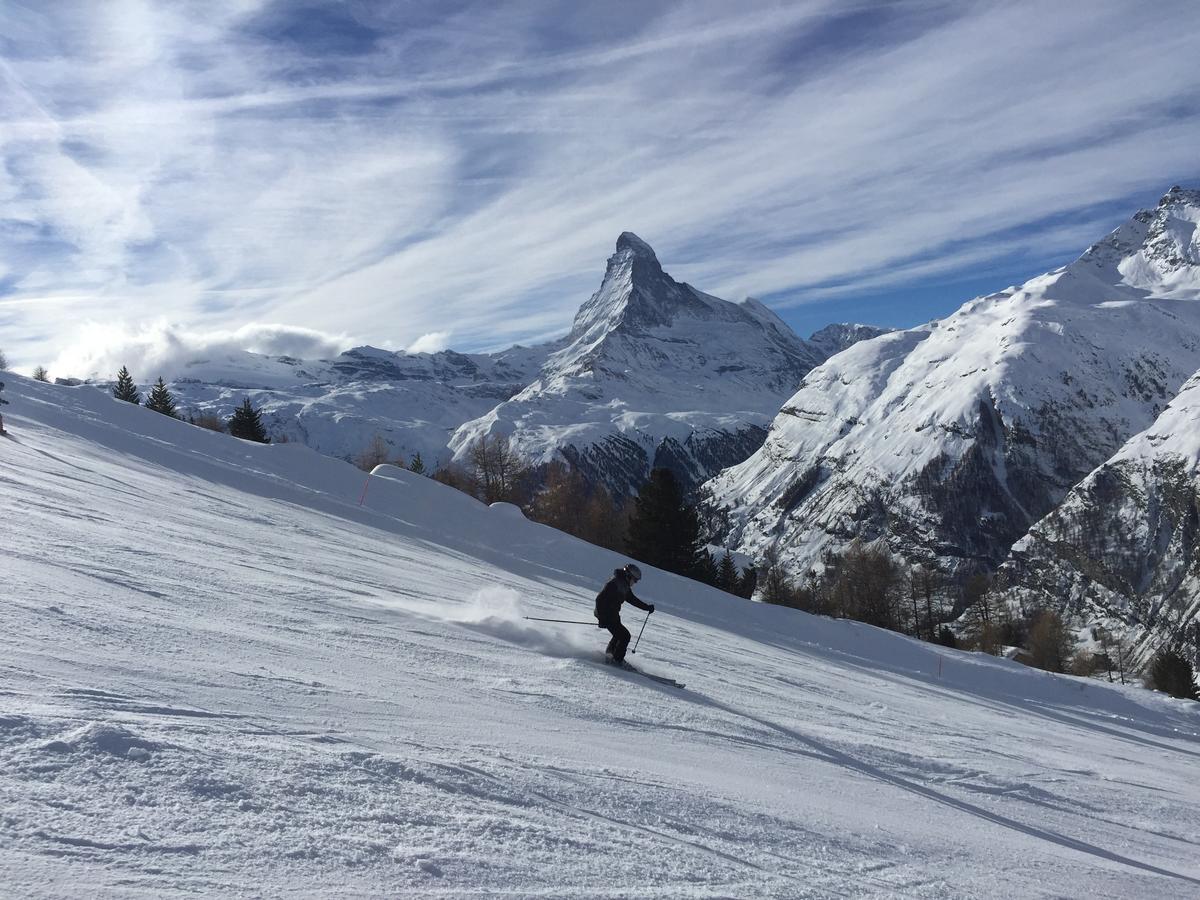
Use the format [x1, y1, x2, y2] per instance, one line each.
[32, 366, 49, 382]
[735, 566, 757, 599]
[144, 377, 178, 418]
[409, 452, 426, 474]
[1148, 649, 1198, 700]
[717, 550, 738, 593]
[227, 397, 270, 443]
[113, 366, 141, 405]
[696, 551, 719, 587]
[626, 468, 706, 580]
[935, 626, 958, 648]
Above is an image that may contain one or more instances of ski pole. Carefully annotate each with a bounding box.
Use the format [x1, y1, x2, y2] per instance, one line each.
[522, 616, 596, 625]
[631, 609, 651, 654]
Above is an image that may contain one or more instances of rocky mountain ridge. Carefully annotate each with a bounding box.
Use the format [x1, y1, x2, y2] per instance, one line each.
[1000, 363, 1200, 664]
[702, 188, 1200, 600]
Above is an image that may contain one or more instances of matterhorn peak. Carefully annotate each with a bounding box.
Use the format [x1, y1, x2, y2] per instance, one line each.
[614, 231, 659, 261]
[605, 232, 665, 282]
[567, 232, 690, 341]
[556, 230, 823, 393]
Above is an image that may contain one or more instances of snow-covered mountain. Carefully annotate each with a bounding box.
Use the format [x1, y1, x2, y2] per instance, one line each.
[448, 233, 826, 495]
[5, 374, 1199, 896]
[1000, 365, 1200, 661]
[136, 233, 855, 495]
[164, 342, 555, 468]
[807, 322, 892, 358]
[704, 187, 1200, 583]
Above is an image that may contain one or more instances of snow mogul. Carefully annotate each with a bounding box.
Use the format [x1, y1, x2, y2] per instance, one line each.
[594, 563, 655, 665]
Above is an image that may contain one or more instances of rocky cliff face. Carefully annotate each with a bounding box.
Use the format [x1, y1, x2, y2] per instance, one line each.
[703, 188, 1200, 584]
[1000, 365, 1200, 663]
[807, 323, 892, 358]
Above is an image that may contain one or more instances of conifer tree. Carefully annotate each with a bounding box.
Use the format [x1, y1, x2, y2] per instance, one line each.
[1148, 649, 1198, 700]
[735, 565, 757, 599]
[625, 468, 706, 580]
[113, 366, 141, 405]
[935, 626, 958, 648]
[409, 452, 425, 474]
[227, 397, 270, 443]
[32, 366, 49, 382]
[144, 377, 178, 418]
[717, 550, 738, 593]
[696, 551, 719, 587]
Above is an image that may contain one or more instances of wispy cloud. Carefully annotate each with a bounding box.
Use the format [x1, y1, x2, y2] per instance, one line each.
[2, 0, 1198, 371]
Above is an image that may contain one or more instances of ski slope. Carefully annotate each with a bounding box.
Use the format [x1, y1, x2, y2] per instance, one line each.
[3, 376, 1199, 898]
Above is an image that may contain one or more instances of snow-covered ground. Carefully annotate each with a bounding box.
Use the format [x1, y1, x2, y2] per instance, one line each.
[3, 375, 1199, 898]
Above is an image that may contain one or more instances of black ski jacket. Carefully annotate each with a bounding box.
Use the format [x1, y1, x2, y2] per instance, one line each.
[594, 569, 651, 624]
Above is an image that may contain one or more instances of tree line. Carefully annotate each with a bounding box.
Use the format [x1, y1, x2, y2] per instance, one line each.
[111, 366, 271, 443]
[370, 432, 758, 596]
[754, 536, 1196, 698]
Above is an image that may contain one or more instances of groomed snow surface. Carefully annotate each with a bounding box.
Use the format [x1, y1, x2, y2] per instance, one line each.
[3, 376, 1199, 898]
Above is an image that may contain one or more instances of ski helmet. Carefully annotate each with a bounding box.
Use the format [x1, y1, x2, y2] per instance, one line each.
[624, 563, 642, 583]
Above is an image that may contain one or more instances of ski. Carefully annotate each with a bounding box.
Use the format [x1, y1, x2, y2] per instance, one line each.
[603, 657, 684, 689]
[631, 668, 685, 689]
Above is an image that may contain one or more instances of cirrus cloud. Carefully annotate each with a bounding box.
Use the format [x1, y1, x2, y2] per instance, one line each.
[1, 0, 1198, 372]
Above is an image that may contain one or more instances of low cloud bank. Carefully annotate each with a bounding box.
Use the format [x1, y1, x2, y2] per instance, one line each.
[52, 320, 356, 381]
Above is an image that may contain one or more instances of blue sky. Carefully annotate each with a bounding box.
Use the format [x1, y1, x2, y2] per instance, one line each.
[1, 0, 1199, 376]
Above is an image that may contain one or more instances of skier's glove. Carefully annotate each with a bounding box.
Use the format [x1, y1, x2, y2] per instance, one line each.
[648, 604, 656, 614]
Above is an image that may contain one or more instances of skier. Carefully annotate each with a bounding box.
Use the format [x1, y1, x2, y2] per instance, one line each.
[594, 563, 654, 666]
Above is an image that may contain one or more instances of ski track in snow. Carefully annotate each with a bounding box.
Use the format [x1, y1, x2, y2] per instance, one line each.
[3, 377, 1200, 898]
